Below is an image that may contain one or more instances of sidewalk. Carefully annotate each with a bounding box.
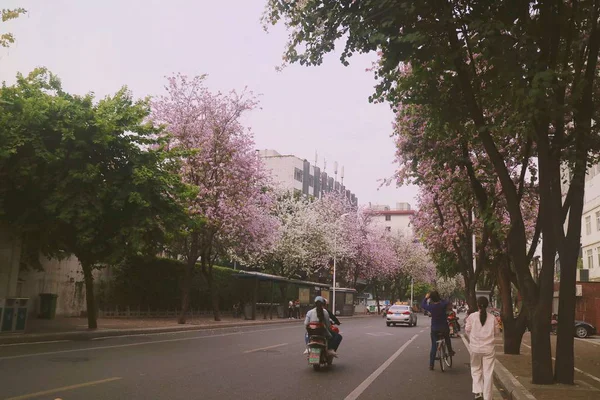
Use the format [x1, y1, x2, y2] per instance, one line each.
[0, 314, 371, 345]
[495, 333, 600, 400]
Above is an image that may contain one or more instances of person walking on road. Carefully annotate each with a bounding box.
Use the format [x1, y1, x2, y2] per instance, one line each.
[465, 296, 500, 400]
[422, 291, 455, 370]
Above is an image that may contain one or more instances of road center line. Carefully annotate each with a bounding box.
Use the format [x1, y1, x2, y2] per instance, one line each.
[5, 377, 122, 400]
[344, 334, 419, 400]
[0, 325, 298, 361]
[243, 343, 288, 353]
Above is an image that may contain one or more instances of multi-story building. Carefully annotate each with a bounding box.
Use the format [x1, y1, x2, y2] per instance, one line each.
[258, 149, 358, 205]
[579, 164, 600, 281]
[367, 202, 415, 237]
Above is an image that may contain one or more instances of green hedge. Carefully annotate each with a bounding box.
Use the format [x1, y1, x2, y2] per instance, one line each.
[97, 256, 312, 311]
[99, 257, 243, 311]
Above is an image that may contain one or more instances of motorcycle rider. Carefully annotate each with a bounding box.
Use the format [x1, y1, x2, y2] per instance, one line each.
[447, 308, 460, 333]
[324, 298, 341, 325]
[304, 296, 342, 357]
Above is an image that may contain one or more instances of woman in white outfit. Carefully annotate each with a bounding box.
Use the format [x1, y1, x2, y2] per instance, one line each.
[465, 296, 500, 400]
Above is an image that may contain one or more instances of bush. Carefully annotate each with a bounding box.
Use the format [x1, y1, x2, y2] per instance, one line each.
[102, 257, 243, 311]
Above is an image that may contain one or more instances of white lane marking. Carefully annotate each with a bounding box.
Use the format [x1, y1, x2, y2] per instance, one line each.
[419, 329, 425, 333]
[5, 377, 122, 400]
[365, 332, 393, 337]
[0, 325, 299, 361]
[344, 334, 419, 400]
[522, 342, 600, 384]
[243, 343, 288, 353]
[0, 340, 71, 347]
[576, 338, 600, 347]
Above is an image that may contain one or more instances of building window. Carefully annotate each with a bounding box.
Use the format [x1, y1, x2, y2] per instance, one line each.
[586, 216, 591, 235]
[385, 226, 391, 232]
[385, 215, 391, 221]
[596, 211, 600, 231]
[587, 249, 594, 269]
[596, 247, 600, 269]
[294, 168, 303, 182]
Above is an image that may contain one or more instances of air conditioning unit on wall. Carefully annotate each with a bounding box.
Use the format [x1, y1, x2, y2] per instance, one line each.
[576, 284, 583, 297]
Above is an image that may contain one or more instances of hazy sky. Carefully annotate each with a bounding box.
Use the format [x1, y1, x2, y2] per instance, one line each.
[2, 0, 418, 207]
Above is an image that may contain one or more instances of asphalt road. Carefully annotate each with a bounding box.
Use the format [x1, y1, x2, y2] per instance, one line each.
[0, 315, 475, 400]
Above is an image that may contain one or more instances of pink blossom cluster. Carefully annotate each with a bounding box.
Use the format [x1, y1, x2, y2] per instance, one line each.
[151, 74, 280, 263]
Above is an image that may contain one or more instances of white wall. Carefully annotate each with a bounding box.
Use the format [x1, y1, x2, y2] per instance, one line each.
[17, 256, 109, 317]
[580, 164, 600, 281]
[261, 155, 304, 193]
[372, 213, 414, 237]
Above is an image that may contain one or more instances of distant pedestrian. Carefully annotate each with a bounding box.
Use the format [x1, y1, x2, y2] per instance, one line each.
[294, 299, 300, 319]
[465, 296, 500, 400]
[288, 300, 294, 319]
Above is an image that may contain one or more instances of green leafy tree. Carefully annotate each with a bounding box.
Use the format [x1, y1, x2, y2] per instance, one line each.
[1, 8, 26, 48]
[0, 69, 186, 328]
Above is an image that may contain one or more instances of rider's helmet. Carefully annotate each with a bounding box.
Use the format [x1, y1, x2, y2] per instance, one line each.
[314, 296, 325, 304]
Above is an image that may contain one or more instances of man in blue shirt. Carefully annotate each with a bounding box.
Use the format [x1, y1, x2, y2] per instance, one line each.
[422, 291, 455, 370]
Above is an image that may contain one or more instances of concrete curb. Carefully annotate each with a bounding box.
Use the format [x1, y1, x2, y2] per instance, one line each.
[460, 333, 537, 400]
[493, 359, 537, 400]
[0, 314, 375, 345]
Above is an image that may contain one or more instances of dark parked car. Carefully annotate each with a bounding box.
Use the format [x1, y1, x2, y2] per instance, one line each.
[575, 320, 597, 338]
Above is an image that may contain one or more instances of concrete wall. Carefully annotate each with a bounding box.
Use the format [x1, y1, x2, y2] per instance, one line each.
[372, 213, 414, 238]
[579, 164, 600, 281]
[17, 256, 109, 317]
[0, 224, 22, 298]
[260, 154, 304, 194]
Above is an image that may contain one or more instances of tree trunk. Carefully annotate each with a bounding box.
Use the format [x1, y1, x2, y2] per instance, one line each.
[529, 307, 554, 384]
[502, 307, 528, 355]
[497, 257, 526, 354]
[555, 247, 578, 384]
[374, 284, 381, 314]
[206, 266, 221, 321]
[527, 232, 556, 384]
[178, 258, 195, 324]
[464, 275, 477, 311]
[82, 263, 98, 329]
[252, 277, 258, 320]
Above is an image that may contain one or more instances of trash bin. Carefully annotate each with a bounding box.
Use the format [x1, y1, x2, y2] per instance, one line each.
[39, 293, 58, 319]
[0, 298, 29, 332]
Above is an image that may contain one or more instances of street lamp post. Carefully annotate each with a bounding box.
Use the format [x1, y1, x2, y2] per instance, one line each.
[332, 212, 350, 316]
[410, 278, 414, 308]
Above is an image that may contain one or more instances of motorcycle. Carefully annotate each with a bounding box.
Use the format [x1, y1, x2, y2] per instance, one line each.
[306, 321, 338, 371]
[447, 311, 460, 337]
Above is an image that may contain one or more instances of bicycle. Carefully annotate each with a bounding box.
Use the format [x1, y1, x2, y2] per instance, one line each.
[436, 332, 453, 372]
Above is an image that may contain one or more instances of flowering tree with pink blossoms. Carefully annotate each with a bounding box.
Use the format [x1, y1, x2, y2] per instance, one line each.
[152, 75, 279, 323]
[394, 102, 539, 354]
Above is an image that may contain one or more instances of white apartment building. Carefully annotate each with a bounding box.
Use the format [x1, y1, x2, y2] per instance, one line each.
[258, 149, 358, 205]
[579, 164, 600, 281]
[367, 202, 415, 238]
